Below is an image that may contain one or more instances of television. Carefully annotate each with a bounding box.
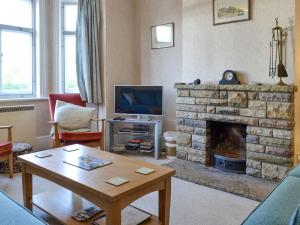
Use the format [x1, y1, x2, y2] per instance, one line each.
[114, 85, 163, 116]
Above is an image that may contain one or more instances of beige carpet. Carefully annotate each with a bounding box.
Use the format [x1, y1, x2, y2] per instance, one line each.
[0, 155, 259, 225]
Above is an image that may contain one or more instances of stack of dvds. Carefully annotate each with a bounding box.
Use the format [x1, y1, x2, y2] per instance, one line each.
[126, 139, 144, 151]
[140, 141, 153, 153]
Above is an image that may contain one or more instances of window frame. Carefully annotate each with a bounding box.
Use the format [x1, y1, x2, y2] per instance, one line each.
[60, 1, 78, 94]
[0, 0, 36, 99]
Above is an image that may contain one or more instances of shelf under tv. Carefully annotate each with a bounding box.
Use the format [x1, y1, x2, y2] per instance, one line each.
[107, 118, 162, 159]
[115, 131, 151, 136]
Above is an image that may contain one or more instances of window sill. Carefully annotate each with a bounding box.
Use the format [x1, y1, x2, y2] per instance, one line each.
[0, 97, 48, 103]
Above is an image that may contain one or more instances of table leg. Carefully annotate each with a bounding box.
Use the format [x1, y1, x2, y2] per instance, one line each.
[106, 201, 121, 225]
[159, 177, 171, 225]
[21, 164, 33, 211]
[154, 123, 160, 159]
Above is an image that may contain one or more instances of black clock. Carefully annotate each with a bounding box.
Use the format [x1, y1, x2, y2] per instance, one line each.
[219, 70, 240, 85]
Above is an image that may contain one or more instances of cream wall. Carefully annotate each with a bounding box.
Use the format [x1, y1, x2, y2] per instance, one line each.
[183, 0, 295, 84]
[104, 0, 140, 118]
[0, 100, 50, 137]
[295, 0, 300, 162]
[136, 0, 183, 131]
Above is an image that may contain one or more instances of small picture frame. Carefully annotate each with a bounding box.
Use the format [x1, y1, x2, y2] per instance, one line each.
[151, 23, 174, 49]
[213, 0, 250, 25]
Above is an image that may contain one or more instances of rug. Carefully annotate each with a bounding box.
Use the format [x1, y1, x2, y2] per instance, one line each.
[164, 159, 278, 201]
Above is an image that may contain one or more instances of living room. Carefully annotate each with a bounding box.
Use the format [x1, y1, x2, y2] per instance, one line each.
[0, 0, 300, 225]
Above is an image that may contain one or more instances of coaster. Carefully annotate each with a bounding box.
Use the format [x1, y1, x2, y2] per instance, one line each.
[135, 167, 155, 175]
[63, 146, 80, 152]
[106, 177, 129, 186]
[35, 152, 52, 158]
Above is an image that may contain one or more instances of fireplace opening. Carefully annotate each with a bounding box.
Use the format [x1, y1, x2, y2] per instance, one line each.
[210, 121, 247, 174]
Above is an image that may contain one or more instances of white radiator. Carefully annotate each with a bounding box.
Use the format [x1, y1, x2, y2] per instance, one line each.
[0, 105, 36, 147]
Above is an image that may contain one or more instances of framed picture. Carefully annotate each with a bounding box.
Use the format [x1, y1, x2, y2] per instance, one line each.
[151, 23, 174, 49]
[213, 0, 250, 25]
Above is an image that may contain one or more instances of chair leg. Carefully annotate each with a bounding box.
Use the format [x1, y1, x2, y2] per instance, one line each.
[8, 152, 13, 179]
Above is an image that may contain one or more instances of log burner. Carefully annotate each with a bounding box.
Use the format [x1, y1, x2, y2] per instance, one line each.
[210, 121, 247, 174]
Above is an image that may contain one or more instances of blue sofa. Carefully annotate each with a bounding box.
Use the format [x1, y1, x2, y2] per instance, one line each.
[242, 165, 300, 225]
[0, 191, 47, 225]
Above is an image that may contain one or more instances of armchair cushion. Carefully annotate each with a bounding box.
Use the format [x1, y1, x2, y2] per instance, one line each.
[0, 142, 12, 157]
[54, 100, 96, 131]
[59, 132, 102, 142]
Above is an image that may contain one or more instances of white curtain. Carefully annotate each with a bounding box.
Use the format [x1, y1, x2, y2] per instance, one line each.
[76, 0, 102, 103]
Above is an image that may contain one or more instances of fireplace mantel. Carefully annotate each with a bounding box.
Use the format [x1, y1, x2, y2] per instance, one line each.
[175, 83, 296, 181]
[175, 83, 297, 92]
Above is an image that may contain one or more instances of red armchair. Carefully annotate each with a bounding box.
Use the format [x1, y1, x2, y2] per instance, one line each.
[49, 94, 105, 149]
[0, 126, 13, 178]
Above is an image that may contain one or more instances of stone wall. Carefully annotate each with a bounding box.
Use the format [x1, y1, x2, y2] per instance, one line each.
[175, 84, 297, 181]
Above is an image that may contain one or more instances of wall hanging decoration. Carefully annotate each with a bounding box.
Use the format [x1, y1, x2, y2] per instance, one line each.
[213, 0, 250, 25]
[269, 18, 288, 86]
[151, 23, 174, 49]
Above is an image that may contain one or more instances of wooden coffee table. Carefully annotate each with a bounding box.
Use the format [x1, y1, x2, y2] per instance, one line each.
[19, 144, 175, 225]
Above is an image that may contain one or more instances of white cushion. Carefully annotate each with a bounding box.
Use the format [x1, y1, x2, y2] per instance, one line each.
[54, 100, 96, 131]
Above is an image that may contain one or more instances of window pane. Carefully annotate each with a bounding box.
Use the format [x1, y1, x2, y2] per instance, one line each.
[0, 0, 32, 28]
[64, 4, 77, 32]
[1, 31, 32, 94]
[64, 35, 78, 93]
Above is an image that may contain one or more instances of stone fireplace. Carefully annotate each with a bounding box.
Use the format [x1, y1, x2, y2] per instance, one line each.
[175, 84, 296, 181]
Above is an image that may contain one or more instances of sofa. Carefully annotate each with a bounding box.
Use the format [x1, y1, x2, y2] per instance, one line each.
[242, 165, 300, 225]
[0, 191, 47, 225]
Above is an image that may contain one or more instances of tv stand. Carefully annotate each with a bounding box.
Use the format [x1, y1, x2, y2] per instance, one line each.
[106, 118, 163, 159]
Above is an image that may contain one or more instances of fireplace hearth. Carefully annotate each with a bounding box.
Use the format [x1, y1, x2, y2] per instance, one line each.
[176, 83, 296, 181]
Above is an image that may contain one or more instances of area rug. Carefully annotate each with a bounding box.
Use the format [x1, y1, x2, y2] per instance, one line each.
[164, 159, 278, 201]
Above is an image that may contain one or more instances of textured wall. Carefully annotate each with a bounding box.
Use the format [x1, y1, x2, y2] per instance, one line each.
[182, 0, 295, 84]
[136, 0, 183, 131]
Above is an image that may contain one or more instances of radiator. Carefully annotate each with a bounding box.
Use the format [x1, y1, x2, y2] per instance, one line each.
[0, 105, 36, 147]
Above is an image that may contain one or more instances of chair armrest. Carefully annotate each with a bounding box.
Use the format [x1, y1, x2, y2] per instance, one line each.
[0, 126, 13, 130]
[0, 126, 13, 142]
[49, 121, 59, 125]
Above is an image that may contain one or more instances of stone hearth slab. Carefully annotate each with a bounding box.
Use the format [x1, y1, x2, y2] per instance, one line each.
[164, 159, 277, 201]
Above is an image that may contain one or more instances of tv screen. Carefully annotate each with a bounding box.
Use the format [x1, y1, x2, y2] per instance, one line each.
[115, 86, 163, 116]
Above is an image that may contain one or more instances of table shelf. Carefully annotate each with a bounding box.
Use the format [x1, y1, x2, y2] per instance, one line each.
[32, 188, 160, 225]
[114, 132, 152, 136]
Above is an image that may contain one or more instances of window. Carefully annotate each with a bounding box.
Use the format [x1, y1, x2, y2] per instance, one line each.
[61, 2, 78, 93]
[0, 0, 35, 97]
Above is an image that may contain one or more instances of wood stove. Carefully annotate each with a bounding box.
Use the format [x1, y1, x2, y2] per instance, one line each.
[210, 121, 247, 174]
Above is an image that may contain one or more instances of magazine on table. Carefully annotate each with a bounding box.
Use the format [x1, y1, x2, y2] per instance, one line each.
[72, 206, 103, 221]
[63, 155, 112, 171]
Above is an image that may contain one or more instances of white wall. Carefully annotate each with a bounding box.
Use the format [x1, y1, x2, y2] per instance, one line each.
[136, 0, 183, 131]
[182, 0, 295, 84]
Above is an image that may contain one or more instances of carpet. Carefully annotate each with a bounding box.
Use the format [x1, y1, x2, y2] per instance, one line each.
[164, 159, 278, 201]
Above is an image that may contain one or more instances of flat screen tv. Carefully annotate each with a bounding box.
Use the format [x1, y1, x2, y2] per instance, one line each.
[114, 85, 163, 116]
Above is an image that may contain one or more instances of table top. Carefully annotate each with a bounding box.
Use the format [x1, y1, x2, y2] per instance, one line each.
[19, 144, 175, 201]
